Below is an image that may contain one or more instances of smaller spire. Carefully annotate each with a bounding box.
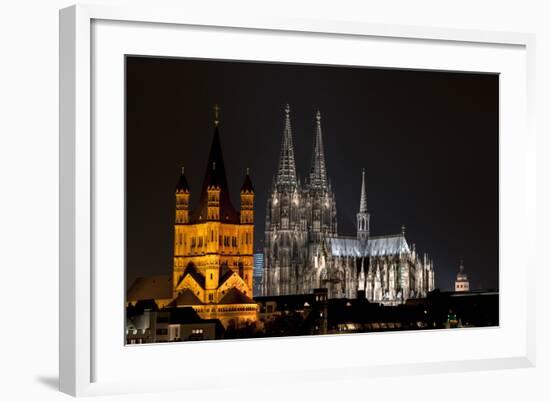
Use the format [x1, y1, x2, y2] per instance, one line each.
[358, 258, 366, 291]
[240, 169, 254, 193]
[316, 110, 321, 122]
[285, 103, 290, 115]
[401, 224, 406, 236]
[212, 161, 216, 170]
[246, 167, 250, 175]
[176, 166, 190, 193]
[214, 104, 220, 126]
[359, 169, 367, 213]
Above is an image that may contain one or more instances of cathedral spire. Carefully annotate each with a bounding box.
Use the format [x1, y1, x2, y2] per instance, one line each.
[309, 110, 328, 189]
[357, 169, 370, 240]
[359, 168, 367, 213]
[275, 104, 298, 187]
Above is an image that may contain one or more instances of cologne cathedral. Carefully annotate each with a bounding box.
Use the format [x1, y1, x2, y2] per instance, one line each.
[263, 105, 435, 304]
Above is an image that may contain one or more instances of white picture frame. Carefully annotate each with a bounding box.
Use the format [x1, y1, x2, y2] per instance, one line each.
[59, 3, 536, 397]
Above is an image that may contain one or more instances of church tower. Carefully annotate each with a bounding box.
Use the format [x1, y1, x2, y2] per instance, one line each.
[356, 169, 370, 240]
[170, 105, 257, 328]
[264, 105, 307, 296]
[455, 259, 470, 292]
[240, 169, 255, 291]
[174, 167, 190, 260]
[304, 110, 338, 242]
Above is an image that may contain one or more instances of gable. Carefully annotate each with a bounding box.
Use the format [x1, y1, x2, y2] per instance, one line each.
[175, 273, 205, 300]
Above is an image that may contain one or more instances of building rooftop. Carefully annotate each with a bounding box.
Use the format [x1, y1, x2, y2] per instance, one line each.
[240, 172, 254, 193]
[169, 289, 204, 307]
[190, 124, 240, 224]
[219, 287, 255, 304]
[127, 275, 172, 302]
[175, 169, 190, 193]
[327, 234, 410, 257]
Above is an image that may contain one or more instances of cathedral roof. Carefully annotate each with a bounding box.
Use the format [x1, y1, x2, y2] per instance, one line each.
[127, 275, 172, 302]
[327, 234, 410, 257]
[169, 289, 204, 307]
[191, 124, 240, 224]
[218, 287, 255, 304]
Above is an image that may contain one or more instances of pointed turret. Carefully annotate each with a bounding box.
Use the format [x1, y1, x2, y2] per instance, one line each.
[359, 168, 367, 213]
[357, 169, 370, 240]
[240, 168, 255, 225]
[175, 166, 191, 224]
[176, 166, 190, 193]
[239, 169, 254, 269]
[240, 168, 254, 193]
[275, 104, 298, 187]
[358, 258, 366, 291]
[308, 110, 328, 189]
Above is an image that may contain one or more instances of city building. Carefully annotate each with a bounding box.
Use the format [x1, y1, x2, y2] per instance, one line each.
[263, 105, 435, 303]
[126, 301, 224, 344]
[455, 260, 470, 292]
[127, 107, 258, 329]
[253, 252, 264, 296]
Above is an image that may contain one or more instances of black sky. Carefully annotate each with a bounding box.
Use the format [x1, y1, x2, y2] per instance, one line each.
[126, 56, 499, 292]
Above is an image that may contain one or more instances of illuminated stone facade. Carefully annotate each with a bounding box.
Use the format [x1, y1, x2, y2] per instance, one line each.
[263, 105, 435, 304]
[169, 111, 257, 328]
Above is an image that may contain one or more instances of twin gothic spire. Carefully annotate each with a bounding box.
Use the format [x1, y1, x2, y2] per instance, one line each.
[276, 104, 298, 187]
[275, 105, 329, 190]
[308, 111, 328, 190]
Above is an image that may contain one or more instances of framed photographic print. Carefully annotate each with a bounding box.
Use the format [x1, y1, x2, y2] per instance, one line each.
[59, 4, 536, 397]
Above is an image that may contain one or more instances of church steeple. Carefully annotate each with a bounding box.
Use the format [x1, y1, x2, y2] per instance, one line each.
[191, 105, 239, 223]
[357, 169, 370, 240]
[275, 104, 298, 187]
[455, 258, 470, 292]
[309, 110, 328, 189]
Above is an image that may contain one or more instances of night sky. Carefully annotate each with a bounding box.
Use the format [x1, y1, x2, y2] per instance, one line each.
[126, 56, 499, 292]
